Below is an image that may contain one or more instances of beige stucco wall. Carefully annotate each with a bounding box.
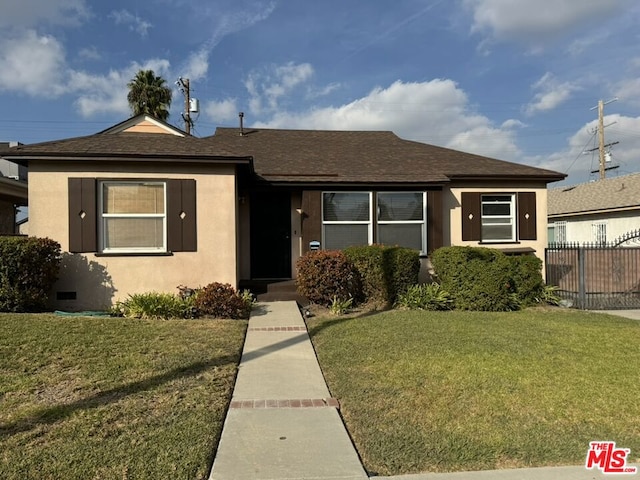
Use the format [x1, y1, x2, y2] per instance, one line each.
[445, 181, 550, 278]
[28, 161, 238, 311]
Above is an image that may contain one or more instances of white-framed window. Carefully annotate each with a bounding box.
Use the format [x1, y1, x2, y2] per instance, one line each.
[99, 181, 167, 253]
[481, 194, 515, 242]
[592, 221, 607, 245]
[377, 192, 426, 253]
[322, 191, 427, 252]
[322, 192, 372, 250]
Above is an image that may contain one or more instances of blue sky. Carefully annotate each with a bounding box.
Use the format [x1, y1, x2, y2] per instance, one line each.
[2, 0, 640, 185]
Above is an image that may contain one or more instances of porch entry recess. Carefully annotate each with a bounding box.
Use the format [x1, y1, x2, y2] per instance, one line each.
[250, 191, 291, 279]
[546, 237, 640, 310]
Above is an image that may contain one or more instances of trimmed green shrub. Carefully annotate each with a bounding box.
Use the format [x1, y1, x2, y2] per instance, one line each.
[343, 245, 420, 307]
[343, 245, 390, 305]
[296, 250, 361, 306]
[396, 282, 453, 311]
[193, 282, 252, 319]
[431, 246, 520, 311]
[509, 254, 544, 306]
[389, 247, 421, 301]
[114, 292, 195, 320]
[0, 236, 61, 312]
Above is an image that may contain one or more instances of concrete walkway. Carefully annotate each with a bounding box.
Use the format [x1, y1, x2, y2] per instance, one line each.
[209, 302, 638, 480]
[209, 301, 367, 480]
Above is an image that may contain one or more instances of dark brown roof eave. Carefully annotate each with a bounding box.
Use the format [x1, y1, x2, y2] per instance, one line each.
[448, 174, 567, 182]
[5, 154, 254, 166]
[254, 179, 451, 188]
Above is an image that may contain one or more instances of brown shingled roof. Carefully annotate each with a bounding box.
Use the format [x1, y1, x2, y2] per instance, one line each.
[5, 123, 565, 185]
[548, 173, 640, 216]
[203, 127, 564, 185]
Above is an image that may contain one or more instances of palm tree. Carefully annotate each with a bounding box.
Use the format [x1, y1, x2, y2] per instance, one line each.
[127, 70, 172, 121]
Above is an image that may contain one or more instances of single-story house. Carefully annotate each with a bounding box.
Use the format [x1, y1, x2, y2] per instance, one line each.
[548, 173, 640, 246]
[0, 142, 28, 234]
[5, 114, 565, 310]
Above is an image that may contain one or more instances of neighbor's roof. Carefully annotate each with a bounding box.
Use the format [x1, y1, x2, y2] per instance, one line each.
[548, 173, 640, 217]
[203, 127, 564, 185]
[4, 117, 565, 185]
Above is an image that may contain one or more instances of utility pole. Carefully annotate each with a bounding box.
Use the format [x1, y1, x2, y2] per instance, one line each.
[590, 98, 617, 180]
[176, 77, 192, 135]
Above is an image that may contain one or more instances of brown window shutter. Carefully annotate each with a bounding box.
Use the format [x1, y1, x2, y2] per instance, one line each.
[427, 190, 443, 254]
[68, 178, 97, 253]
[517, 192, 537, 240]
[167, 179, 197, 252]
[301, 190, 322, 254]
[461, 192, 481, 241]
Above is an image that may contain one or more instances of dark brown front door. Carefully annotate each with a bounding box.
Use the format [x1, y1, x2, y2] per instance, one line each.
[250, 191, 291, 279]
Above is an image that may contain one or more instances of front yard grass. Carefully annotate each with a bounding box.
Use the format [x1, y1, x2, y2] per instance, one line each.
[0, 313, 246, 480]
[307, 308, 640, 476]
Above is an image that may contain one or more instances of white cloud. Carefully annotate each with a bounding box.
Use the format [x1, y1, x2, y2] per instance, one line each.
[0, 0, 89, 28]
[245, 62, 315, 114]
[0, 30, 67, 97]
[182, 49, 210, 82]
[464, 0, 630, 44]
[78, 46, 100, 61]
[204, 99, 239, 123]
[250, 79, 522, 161]
[524, 73, 580, 116]
[109, 10, 152, 37]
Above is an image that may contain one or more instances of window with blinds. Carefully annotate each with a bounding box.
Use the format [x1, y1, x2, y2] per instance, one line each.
[100, 181, 167, 252]
[322, 191, 427, 252]
[322, 192, 371, 250]
[377, 192, 425, 252]
[481, 194, 515, 242]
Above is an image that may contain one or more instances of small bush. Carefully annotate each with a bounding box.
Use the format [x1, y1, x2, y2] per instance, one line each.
[396, 283, 453, 311]
[114, 292, 194, 320]
[0, 236, 61, 312]
[431, 246, 520, 311]
[389, 247, 421, 300]
[536, 284, 563, 306]
[343, 245, 420, 307]
[509, 255, 544, 306]
[296, 251, 361, 306]
[193, 282, 252, 319]
[343, 245, 389, 305]
[329, 295, 353, 315]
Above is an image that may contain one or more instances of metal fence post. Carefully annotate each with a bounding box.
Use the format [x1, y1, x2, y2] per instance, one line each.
[578, 246, 586, 309]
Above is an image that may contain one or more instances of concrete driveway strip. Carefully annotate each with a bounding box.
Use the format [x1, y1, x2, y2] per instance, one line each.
[209, 301, 368, 480]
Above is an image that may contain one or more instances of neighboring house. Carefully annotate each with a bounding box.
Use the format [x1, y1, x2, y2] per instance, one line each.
[5, 114, 565, 310]
[548, 173, 640, 246]
[0, 142, 28, 234]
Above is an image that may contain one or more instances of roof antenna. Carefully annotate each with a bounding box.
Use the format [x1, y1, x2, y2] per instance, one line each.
[239, 112, 245, 136]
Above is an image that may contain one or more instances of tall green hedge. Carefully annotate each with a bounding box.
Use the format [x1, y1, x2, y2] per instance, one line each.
[0, 236, 61, 312]
[343, 245, 420, 307]
[431, 246, 542, 311]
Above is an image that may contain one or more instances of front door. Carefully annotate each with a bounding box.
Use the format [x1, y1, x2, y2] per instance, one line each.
[250, 191, 291, 279]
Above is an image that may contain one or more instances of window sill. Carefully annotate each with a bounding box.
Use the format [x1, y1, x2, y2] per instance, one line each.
[479, 241, 521, 245]
[95, 252, 174, 257]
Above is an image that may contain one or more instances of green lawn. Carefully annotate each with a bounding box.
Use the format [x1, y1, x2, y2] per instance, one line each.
[307, 308, 640, 476]
[0, 313, 246, 480]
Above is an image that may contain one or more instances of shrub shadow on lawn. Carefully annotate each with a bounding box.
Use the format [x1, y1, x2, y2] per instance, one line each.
[0, 353, 239, 437]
